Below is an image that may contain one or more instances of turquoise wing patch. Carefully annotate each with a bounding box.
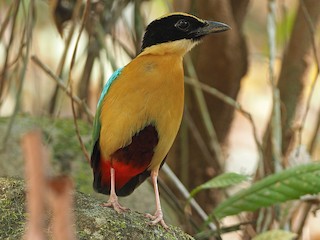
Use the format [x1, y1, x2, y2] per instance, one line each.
[92, 67, 124, 146]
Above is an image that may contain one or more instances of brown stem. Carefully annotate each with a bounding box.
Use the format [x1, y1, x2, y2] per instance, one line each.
[48, 176, 76, 240]
[22, 130, 47, 240]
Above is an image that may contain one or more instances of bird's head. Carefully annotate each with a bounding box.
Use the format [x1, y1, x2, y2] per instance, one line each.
[141, 12, 231, 55]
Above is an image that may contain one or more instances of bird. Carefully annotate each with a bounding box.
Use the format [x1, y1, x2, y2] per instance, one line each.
[90, 12, 230, 228]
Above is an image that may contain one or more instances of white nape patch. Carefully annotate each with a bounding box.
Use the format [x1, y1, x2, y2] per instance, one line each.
[140, 39, 200, 56]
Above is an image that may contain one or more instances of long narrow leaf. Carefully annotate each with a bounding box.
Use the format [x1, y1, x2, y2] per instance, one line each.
[188, 172, 249, 200]
[211, 163, 320, 220]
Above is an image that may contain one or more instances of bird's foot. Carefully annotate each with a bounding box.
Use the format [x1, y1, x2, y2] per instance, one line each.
[145, 210, 168, 229]
[101, 195, 128, 213]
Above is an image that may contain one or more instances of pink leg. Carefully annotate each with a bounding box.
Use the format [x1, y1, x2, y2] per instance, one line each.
[146, 169, 168, 229]
[102, 167, 127, 213]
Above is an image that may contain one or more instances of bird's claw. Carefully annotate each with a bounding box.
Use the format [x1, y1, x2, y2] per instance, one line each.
[101, 199, 128, 213]
[145, 210, 168, 229]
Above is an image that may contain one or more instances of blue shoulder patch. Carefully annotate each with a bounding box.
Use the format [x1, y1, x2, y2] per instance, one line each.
[97, 67, 124, 108]
[92, 67, 124, 145]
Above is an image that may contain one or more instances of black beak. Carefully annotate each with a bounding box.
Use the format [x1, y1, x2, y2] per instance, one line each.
[191, 20, 231, 38]
[204, 20, 231, 33]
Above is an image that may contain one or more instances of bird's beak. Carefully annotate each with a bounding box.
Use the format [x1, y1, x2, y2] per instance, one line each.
[191, 20, 231, 38]
[204, 20, 231, 33]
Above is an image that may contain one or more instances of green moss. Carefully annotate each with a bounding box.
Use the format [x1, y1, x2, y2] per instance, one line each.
[0, 177, 193, 239]
[0, 115, 92, 190]
[0, 177, 26, 239]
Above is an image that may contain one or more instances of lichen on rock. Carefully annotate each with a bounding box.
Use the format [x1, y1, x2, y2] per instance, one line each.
[0, 177, 193, 240]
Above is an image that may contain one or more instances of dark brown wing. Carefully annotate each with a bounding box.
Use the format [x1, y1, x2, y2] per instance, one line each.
[91, 124, 160, 196]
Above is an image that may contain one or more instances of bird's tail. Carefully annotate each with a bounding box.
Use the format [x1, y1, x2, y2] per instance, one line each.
[91, 139, 151, 196]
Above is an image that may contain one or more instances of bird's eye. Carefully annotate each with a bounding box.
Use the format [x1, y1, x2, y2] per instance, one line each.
[175, 19, 190, 31]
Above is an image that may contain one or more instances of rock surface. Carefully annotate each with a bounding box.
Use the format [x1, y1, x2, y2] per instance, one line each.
[0, 177, 193, 240]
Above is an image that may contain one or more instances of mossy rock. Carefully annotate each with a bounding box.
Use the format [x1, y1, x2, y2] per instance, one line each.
[0, 177, 26, 239]
[0, 115, 92, 186]
[0, 177, 193, 239]
[0, 115, 181, 224]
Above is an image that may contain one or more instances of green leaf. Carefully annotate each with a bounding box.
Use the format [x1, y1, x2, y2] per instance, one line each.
[188, 172, 249, 200]
[252, 230, 296, 240]
[212, 163, 320, 220]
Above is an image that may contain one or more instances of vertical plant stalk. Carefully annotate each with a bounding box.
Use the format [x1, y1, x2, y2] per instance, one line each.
[255, 0, 282, 233]
[49, 15, 78, 114]
[69, 0, 91, 163]
[268, 0, 283, 173]
[309, 110, 320, 155]
[0, 2, 13, 39]
[133, 0, 144, 53]
[0, 0, 20, 107]
[48, 176, 76, 240]
[48, 0, 83, 115]
[162, 164, 217, 232]
[22, 130, 48, 240]
[184, 108, 213, 166]
[295, 202, 313, 240]
[185, 55, 224, 171]
[1, 0, 34, 149]
[179, 117, 189, 185]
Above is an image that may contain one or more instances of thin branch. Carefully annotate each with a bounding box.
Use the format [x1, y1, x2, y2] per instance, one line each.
[179, 117, 189, 185]
[184, 55, 224, 170]
[184, 108, 218, 168]
[31, 55, 94, 121]
[66, 0, 85, 87]
[0, 0, 20, 106]
[296, 202, 313, 240]
[68, 0, 91, 163]
[111, 34, 136, 60]
[309, 107, 320, 154]
[49, 6, 80, 114]
[0, 2, 13, 39]
[162, 163, 217, 232]
[70, 80, 91, 163]
[96, 23, 118, 71]
[194, 221, 254, 239]
[157, 177, 199, 231]
[268, 0, 283, 172]
[1, 0, 33, 150]
[184, 77, 263, 159]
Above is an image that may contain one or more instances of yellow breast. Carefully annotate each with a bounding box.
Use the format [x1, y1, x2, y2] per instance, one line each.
[99, 51, 184, 170]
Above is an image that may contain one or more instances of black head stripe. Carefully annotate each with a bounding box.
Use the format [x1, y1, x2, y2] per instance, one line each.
[141, 14, 206, 51]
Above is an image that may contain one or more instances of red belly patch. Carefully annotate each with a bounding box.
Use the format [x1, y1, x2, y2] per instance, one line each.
[100, 158, 149, 190]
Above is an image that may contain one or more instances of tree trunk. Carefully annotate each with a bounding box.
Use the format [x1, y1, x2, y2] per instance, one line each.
[278, 0, 320, 156]
[192, 0, 248, 144]
[263, 0, 320, 173]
